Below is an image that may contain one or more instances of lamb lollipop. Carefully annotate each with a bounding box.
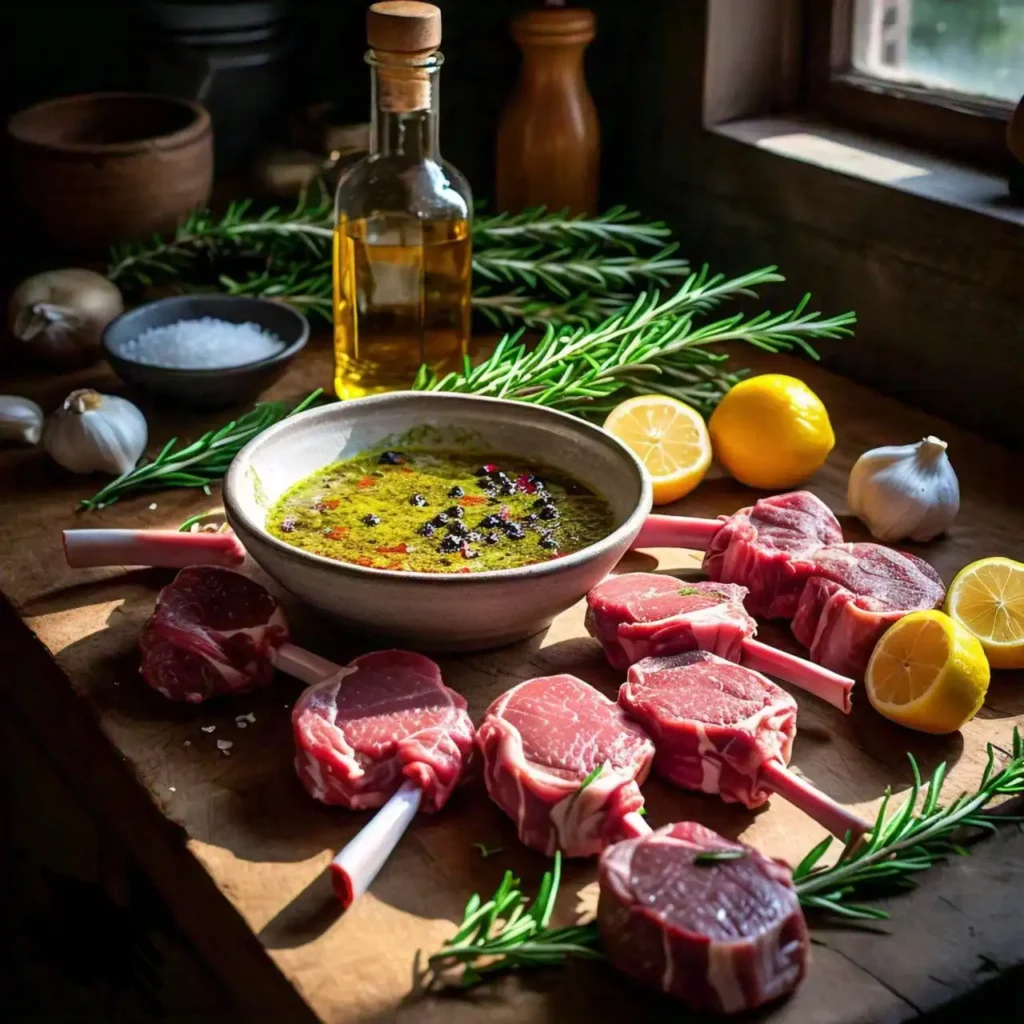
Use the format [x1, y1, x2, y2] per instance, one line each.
[586, 574, 854, 712]
[477, 674, 655, 857]
[619, 650, 869, 839]
[289, 649, 475, 907]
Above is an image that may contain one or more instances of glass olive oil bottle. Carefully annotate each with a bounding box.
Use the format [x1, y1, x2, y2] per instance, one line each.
[333, 1, 472, 398]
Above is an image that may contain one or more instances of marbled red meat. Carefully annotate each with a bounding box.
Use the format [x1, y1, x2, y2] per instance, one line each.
[618, 652, 868, 838]
[292, 650, 474, 812]
[702, 491, 843, 618]
[139, 566, 289, 703]
[598, 822, 809, 1014]
[620, 651, 795, 807]
[477, 675, 654, 857]
[585, 575, 755, 670]
[791, 542, 946, 676]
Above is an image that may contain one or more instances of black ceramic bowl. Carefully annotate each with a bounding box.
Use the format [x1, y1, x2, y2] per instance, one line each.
[102, 295, 309, 409]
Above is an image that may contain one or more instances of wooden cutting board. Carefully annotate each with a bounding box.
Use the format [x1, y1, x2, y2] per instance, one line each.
[2, 340, 1023, 1022]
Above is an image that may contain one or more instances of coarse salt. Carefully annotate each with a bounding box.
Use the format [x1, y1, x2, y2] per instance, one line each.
[201, 725, 216, 733]
[217, 739, 233, 753]
[116, 317, 286, 370]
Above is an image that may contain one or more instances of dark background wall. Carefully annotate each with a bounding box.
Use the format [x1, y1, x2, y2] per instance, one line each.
[2, 0, 655, 207]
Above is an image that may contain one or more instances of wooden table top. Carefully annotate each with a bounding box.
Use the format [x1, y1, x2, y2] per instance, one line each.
[2, 338, 1023, 1023]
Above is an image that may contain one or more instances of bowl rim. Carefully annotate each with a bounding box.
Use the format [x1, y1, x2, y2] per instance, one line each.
[7, 92, 211, 156]
[224, 391, 653, 586]
[101, 295, 310, 378]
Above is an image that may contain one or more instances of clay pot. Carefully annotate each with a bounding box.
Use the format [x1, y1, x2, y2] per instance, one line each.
[8, 92, 214, 252]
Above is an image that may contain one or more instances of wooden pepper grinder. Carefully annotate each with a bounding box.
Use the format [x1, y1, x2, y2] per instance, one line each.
[496, 4, 599, 214]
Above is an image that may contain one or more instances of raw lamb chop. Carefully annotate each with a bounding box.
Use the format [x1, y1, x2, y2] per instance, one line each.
[63, 528, 244, 569]
[598, 822, 809, 1014]
[477, 675, 655, 857]
[619, 651, 868, 839]
[291, 649, 475, 906]
[791, 543, 946, 676]
[586, 574, 854, 712]
[139, 566, 289, 702]
[630, 491, 945, 676]
[635, 491, 842, 618]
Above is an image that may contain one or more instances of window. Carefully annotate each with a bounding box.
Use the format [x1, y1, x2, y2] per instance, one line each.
[805, 0, 1022, 168]
[852, 0, 1024, 104]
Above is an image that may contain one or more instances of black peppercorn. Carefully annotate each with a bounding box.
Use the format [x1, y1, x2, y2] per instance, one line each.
[523, 513, 538, 527]
[445, 505, 465, 519]
[432, 512, 450, 526]
[447, 485, 465, 498]
[409, 493, 428, 507]
[464, 530, 482, 543]
[538, 504, 559, 521]
[438, 535, 460, 554]
[447, 520, 468, 538]
[361, 513, 381, 526]
[539, 535, 559, 550]
[483, 532, 500, 545]
[417, 522, 436, 538]
[504, 523, 526, 540]
[479, 514, 502, 529]
[377, 451, 404, 465]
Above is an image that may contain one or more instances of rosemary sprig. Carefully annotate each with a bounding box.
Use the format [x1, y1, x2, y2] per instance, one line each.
[79, 390, 322, 510]
[426, 730, 1024, 987]
[106, 200, 696, 329]
[415, 267, 856, 417]
[426, 852, 603, 988]
[472, 205, 673, 250]
[792, 728, 1024, 920]
[472, 243, 688, 298]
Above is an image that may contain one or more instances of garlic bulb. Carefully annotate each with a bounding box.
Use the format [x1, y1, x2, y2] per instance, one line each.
[0, 395, 44, 445]
[848, 436, 959, 543]
[8, 269, 123, 368]
[44, 389, 147, 476]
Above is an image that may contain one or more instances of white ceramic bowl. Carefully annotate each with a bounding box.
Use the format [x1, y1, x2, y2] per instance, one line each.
[224, 392, 651, 650]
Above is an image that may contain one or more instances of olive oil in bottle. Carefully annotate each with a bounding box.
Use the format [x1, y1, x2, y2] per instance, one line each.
[333, 2, 472, 398]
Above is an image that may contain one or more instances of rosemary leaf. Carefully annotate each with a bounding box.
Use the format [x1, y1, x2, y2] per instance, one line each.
[79, 390, 322, 510]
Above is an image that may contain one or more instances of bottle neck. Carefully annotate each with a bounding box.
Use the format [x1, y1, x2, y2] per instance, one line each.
[368, 51, 442, 160]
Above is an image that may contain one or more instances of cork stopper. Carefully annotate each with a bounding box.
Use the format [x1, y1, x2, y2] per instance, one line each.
[367, 2, 441, 54]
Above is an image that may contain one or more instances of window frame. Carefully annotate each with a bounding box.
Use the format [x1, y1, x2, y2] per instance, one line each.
[802, 0, 1016, 170]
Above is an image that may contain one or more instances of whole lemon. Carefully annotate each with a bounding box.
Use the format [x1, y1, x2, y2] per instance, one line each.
[709, 374, 834, 488]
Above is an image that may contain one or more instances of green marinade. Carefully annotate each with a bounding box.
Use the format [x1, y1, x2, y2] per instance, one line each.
[265, 449, 615, 573]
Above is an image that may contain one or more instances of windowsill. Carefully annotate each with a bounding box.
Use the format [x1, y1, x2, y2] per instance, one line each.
[712, 115, 1024, 229]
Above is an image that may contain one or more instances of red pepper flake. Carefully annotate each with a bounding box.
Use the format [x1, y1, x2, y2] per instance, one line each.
[483, 463, 498, 474]
[326, 527, 349, 541]
[499, 506, 511, 521]
[353, 556, 374, 567]
[515, 473, 538, 494]
[358, 476, 376, 488]
[318, 498, 341, 510]
[385, 560, 405, 570]
[457, 567, 472, 573]
[399, 467, 415, 474]
[376, 543, 409, 555]
[458, 495, 487, 507]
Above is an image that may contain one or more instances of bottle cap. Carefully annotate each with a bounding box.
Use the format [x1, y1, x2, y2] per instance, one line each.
[367, 2, 442, 54]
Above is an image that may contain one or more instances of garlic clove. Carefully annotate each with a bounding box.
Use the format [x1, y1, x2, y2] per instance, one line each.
[43, 389, 148, 476]
[0, 395, 45, 445]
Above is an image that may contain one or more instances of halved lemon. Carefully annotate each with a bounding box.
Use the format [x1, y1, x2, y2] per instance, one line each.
[945, 557, 1024, 669]
[604, 395, 712, 505]
[865, 609, 990, 734]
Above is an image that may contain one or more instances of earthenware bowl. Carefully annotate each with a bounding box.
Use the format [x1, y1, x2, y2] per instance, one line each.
[224, 393, 652, 651]
[102, 294, 309, 409]
[8, 92, 213, 251]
